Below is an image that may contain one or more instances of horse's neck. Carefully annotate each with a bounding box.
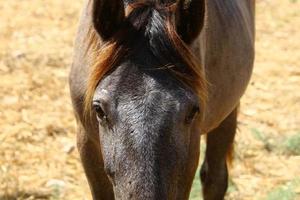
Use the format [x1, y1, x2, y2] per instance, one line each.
[207, 0, 255, 41]
[196, 0, 255, 132]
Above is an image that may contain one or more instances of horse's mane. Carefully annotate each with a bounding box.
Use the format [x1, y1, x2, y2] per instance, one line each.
[84, 2, 207, 118]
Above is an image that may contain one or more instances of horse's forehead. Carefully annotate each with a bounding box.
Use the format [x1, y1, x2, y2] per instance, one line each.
[96, 63, 193, 105]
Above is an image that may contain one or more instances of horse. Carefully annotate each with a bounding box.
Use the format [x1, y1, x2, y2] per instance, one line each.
[69, 0, 255, 199]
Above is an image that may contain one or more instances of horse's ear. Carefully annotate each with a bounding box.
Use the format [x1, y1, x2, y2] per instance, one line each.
[175, 0, 205, 44]
[92, 0, 125, 41]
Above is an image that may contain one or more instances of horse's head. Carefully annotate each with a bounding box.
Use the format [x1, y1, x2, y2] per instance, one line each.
[85, 0, 206, 199]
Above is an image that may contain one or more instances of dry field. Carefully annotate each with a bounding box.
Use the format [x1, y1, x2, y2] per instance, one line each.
[0, 0, 299, 200]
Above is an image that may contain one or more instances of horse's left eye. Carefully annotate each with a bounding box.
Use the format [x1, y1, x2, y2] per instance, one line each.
[185, 106, 200, 124]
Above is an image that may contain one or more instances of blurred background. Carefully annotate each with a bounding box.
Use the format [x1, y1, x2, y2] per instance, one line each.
[0, 0, 299, 199]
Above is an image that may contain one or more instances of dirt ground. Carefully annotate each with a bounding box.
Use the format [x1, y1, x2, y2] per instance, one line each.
[0, 0, 299, 200]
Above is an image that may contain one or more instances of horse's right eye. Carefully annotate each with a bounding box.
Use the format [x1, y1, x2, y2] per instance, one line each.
[93, 102, 107, 123]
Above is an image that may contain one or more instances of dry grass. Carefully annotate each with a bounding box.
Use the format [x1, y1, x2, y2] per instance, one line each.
[0, 0, 299, 199]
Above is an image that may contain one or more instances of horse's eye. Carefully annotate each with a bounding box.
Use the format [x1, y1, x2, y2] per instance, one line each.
[185, 106, 200, 124]
[93, 102, 107, 123]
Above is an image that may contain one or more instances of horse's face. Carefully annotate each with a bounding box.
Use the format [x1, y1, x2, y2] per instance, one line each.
[93, 62, 201, 199]
[88, 1, 206, 199]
